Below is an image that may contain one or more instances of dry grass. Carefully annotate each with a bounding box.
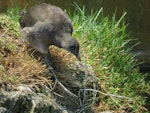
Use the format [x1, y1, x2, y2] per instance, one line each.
[0, 31, 50, 87]
[0, 16, 78, 90]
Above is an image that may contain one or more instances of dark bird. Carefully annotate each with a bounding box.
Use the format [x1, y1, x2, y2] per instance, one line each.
[19, 3, 81, 67]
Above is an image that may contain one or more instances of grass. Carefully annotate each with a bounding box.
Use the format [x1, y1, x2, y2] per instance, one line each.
[0, 8, 53, 88]
[70, 5, 149, 112]
[0, 5, 149, 112]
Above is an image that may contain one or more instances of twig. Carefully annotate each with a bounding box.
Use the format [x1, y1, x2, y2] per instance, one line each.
[48, 67, 58, 91]
[0, 31, 7, 38]
[57, 80, 78, 99]
[37, 76, 53, 89]
[53, 91, 64, 98]
[75, 105, 91, 113]
[74, 62, 99, 113]
[77, 88, 132, 113]
[79, 88, 132, 100]
[49, 67, 78, 99]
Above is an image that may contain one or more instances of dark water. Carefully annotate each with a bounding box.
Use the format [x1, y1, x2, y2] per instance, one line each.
[0, 0, 150, 63]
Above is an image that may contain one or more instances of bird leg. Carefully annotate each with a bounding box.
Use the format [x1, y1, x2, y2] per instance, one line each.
[44, 51, 78, 98]
[45, 51, 53, 68]
[44, 50, 58, 91]
[44, 51, 56, 80]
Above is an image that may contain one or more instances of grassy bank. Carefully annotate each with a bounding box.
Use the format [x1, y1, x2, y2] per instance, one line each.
[0, 6, 149, 112]
[71, 6, 149, 112]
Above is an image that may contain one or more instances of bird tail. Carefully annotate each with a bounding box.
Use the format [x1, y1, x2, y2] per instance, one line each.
[19, 10, 26, 28]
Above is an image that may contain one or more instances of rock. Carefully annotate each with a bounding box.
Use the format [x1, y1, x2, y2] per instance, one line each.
[0, 107, 11, 113]
[0, 62, 98, 113]
[0, 86, 71, 113]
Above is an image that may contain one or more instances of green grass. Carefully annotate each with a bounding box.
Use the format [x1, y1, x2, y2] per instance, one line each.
[0, 5, 149, 112]
[69, 5, 149, 112]
[0, 9, 19, 37]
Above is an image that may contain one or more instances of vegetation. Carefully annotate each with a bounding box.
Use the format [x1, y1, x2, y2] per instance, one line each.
[70, 5, 149, 112]
[0, 5, 149, 113]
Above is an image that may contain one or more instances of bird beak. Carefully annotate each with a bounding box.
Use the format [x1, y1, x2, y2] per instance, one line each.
[76, 53, 81, 61]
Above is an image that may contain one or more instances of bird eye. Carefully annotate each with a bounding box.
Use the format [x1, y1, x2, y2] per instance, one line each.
[70, 45, 75, 50]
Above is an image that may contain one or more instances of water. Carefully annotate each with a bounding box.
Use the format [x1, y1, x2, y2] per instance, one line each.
[0, 0, 150, 64]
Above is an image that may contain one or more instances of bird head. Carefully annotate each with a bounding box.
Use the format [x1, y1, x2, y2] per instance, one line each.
[60, 35, 81, 61]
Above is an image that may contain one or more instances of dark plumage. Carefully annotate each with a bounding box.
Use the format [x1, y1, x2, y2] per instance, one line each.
[19, 3, 80, 67]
